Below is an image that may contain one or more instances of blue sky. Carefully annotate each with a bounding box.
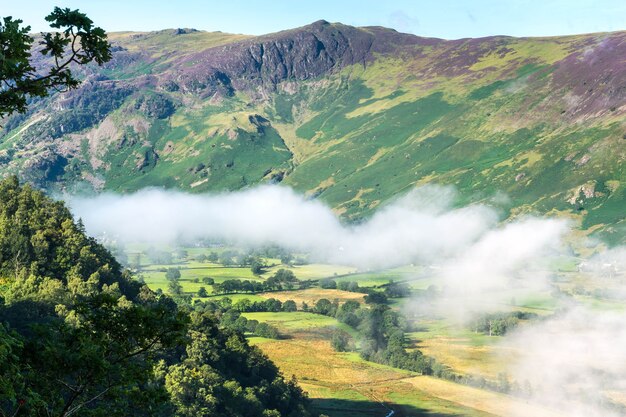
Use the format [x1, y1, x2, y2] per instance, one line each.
[5, 0, 626, 39]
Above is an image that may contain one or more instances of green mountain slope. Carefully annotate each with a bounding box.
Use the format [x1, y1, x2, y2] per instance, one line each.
[1, 21, 624, 242]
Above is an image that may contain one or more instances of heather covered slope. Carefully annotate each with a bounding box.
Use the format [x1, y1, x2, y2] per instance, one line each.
[1, 21, 624, 241]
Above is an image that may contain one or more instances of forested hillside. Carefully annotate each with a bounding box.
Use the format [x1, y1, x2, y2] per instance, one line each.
[0, 177, 313, 416]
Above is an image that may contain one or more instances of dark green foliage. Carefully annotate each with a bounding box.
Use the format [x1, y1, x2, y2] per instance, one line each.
[337, 281, 363, 293]
[194, 300, 284, 339]
[0, 177, 188, 416]
[364, 292, 388, 305]
[163, 313, 306, 416]
[468, 80, 507, 100]
[254, 322, 281, 339]
[0, 178, 314, 417]
[197, 287, 208, 298]
[212, 269, 304, 294]
[219, 251, 236, 266]
[251, 258, 265, 275]
[313, 298, 334, 316]
[322, 297, 439, 376]
[383, 282, 411, 298]
[282, 300, 297, 312]
[330, 330, 351, 352]
[213, 279, 264, 294]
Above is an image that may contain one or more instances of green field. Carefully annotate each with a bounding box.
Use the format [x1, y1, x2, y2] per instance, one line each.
[134, 245, 626, 416]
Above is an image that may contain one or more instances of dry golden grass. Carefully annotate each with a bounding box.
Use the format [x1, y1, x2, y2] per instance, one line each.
[403, 376, 566, 417]
[416, 337, 517, 380]
[252, 338, 403, 386]
[251, 334, 497, 416]
[259, 288, 365, 307]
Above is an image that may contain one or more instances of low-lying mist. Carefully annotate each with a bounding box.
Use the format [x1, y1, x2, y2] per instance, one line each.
[69, 184, 625, 416]
[69, 184, 564, 270]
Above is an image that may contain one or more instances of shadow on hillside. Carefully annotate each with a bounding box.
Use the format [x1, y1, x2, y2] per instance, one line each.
[311, 398, 468, 417]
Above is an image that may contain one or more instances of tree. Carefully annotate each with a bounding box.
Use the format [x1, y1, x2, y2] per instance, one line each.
[280, 253, 292, 265]
[263, 298, 282, 312]
[0, 7, 111, 118]
[255, 322, 280, 339]
[384, 282, 411, 298]
[0, 177, 318, 416]
[314, 299, 333, 316]
[197, 287, 208, 298]
[219, 253, 234, 266]
[168, 279, 183, 295]
[165, 267, 181, 281]
[250, 258, 265, 275]
[331, 331, 350, 352]
[174, 248, 188, 261]
[364, 292, 388, 305]
[282, 300, 297, 312]
[163, 312, 311, 416]
[319, 279, 337, 289]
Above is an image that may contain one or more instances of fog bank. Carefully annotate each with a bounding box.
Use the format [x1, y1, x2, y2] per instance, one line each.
[69, 185, 505, 269]
[69, 184, 626, 415]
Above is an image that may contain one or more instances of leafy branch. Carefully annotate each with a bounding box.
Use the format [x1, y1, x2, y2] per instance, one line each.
[0, 7, 111, 118]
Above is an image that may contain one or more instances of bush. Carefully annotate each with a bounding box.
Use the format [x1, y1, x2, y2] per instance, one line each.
[330, 331, 351, 352]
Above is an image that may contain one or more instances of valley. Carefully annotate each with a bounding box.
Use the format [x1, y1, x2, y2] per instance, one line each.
[1, 6, 624, 416]
[121, 241, 626, 417]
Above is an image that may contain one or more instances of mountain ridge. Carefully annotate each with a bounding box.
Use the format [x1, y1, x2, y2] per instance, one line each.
[1, 21, 625, 243]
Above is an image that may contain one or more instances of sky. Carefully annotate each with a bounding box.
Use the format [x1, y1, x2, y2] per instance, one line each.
[3, 0, 626, 39]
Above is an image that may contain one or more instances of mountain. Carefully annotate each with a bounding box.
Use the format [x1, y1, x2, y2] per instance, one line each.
[1, 21, 625, 242]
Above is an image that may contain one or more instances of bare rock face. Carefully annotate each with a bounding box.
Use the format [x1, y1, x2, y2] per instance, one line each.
[175, 20, 428, 93]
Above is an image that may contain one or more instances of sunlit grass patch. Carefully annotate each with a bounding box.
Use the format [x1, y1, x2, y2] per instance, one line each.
[258, 288, 366, 307]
